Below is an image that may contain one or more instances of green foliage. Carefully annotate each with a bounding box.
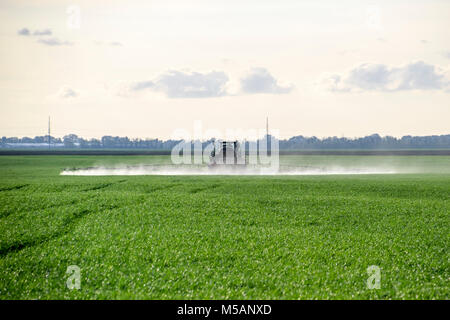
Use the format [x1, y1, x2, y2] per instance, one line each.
[0, 156, 448, 299]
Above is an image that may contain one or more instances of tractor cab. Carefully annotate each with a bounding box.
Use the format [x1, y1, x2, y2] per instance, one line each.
[209, 140, 246, 166]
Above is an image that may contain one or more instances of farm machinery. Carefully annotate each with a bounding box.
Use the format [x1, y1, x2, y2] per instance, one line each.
[208, 140, 247, 167]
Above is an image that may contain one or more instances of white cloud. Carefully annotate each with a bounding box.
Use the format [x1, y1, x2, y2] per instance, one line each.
[126, 68, 293, 98]
[240, 68, 293, 94]
[321, 61, 450, 92]
[58, 86, 79, 99]
[37, 37, 73, 46]
[18, 27, 52, 36]
[33, 29, 52, 36]
[130, 81, 155, 91]
[17, 28, 30, 36]
[130, 70, 229, 98]
[94, 40, 123, 47]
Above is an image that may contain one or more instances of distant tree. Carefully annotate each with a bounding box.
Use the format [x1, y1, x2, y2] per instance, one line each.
[63, 134, 80, 148]
[1, 133, 450, 150]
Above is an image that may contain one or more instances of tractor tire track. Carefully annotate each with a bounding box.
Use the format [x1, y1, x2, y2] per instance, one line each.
[0, 184, 29, 192]
[0, 203, 120, 257]
[189, 184, 220, 194]
[81, 179, 127, 192]
[144, 183, 181, 194]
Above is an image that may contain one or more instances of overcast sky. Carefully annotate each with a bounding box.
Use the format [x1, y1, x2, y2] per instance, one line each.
[1, 0, 449, 139]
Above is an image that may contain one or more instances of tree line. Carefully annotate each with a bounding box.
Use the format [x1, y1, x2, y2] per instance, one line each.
[1, 133, 449, 150]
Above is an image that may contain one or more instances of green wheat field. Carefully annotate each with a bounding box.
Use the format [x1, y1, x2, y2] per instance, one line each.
[0, 155, 449, 299]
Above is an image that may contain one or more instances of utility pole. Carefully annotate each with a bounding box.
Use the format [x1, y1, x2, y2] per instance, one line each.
[48, 116, 51, 150]
[266, 116, 270, 155]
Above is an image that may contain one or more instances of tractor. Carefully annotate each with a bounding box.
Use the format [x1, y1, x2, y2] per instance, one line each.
[208, 140, 246, 167]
